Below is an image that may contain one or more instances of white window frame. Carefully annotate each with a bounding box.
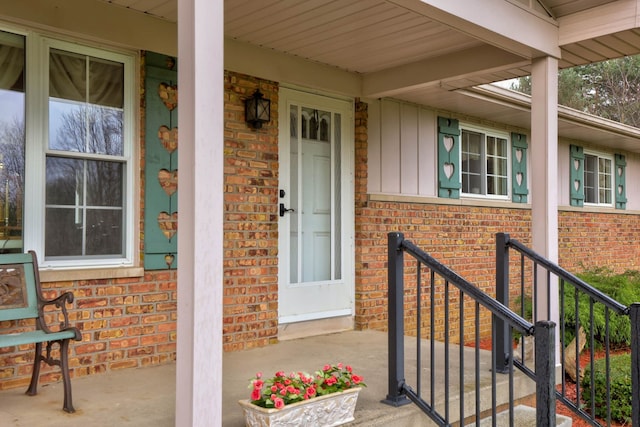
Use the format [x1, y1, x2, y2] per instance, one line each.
[20, 32, 136, 269]
[459, 123, 510, 200]
[583, 149, 614, 207]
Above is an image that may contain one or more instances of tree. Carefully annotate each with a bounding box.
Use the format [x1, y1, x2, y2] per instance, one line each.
[509, 55, 640, 127]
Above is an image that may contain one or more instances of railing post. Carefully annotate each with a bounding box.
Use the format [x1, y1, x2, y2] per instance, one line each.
[535, 320, 556, 427]
[382, 232, 410, 406]
[495, 232, 510, 373]
[631, 303, 640, 427]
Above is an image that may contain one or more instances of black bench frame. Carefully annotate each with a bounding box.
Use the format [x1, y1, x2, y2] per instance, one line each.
[0, 251, 81, 413]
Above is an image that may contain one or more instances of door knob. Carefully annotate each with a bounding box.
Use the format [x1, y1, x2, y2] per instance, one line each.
[279, 203, 295, 217]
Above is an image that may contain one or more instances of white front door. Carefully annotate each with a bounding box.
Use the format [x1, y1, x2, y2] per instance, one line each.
[278, 88, 354, 324]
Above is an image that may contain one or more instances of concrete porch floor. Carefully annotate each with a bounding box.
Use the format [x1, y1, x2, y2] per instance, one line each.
[0, 330, 537, 426]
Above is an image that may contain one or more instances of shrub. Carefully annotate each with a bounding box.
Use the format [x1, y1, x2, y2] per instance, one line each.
[562, 268, 640, 347]
[582, 353, 631, 424]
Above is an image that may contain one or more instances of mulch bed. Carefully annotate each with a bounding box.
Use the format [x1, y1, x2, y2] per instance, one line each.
[466, 339, 630, 427]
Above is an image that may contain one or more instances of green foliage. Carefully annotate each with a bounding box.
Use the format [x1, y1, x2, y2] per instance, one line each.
[508, 55, 640, 127]
[582, 353, 632, 424]
[562, 268, 640, 347]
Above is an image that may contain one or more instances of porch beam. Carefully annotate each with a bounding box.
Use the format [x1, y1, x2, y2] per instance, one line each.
[389, 0, 561, 58]
[362, 44, 529, 98]
[559, 0, 640, 46]
[0, 0, 176, 55]
[176, 0, 223, 425]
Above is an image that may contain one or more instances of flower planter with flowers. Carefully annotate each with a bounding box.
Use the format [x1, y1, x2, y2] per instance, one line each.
[239, 363, 365, 427]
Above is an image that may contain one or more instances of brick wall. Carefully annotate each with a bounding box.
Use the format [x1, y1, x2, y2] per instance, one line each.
[0, 271, 177, 391]
[222, 71, 279, 351]
[559, 210, 640, 273]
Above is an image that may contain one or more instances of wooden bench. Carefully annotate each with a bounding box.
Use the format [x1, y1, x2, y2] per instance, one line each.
[0, 251, 81, 413]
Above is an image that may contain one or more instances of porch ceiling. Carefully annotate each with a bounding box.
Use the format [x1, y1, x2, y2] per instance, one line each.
[97, 0, 640, 151]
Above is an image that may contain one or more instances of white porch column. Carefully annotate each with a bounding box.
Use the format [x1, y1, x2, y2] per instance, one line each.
[530, 56, 559, 340]
[176, 0, 223, 425]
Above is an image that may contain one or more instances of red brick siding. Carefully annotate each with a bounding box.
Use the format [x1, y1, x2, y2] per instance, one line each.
[559, 210, 640, 273]
[223, 71, 279, 351]
[0, 271, 177, 391]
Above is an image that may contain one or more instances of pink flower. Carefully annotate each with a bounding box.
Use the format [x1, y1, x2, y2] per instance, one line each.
[253, 379, 264, 389]
[271, 385, 278, 392]
[274, 397, 285, 409]
[325, 377, 337, 386]
[256, 372, 262, 379]
[352, 375, 363, 384]
[323, 364, 331, 371]
[346, 365, 352, 373]
[275, 371, 285, 377]
[251, 388, 261, 401]
[337, 363, 343, 369]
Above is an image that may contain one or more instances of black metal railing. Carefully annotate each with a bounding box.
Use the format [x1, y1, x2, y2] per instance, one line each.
[495, 232, 640, 427]
[383, 232, 557, 426]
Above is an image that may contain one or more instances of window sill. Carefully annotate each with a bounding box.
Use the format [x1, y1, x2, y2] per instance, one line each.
[39, 266, 145, 283]
[368, 193, 530, 209]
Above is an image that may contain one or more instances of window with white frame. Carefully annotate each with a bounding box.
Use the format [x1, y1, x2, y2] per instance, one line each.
[0, 28, 135, 267]
[460, 126, 509, 198]
[584, 151, 613, 205]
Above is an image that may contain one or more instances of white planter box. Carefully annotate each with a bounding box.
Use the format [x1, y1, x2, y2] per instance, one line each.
[238, 387, 361, 427]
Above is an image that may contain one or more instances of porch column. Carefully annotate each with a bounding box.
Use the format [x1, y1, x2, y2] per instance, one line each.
[530, 56, 560, 347]
[176, 0, 223, 425]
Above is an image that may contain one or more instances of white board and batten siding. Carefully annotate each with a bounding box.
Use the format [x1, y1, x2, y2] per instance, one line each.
[368, 99, 437, 197]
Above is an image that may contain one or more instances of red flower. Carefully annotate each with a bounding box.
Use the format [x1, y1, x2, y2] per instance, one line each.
[274, 397, 285, 409]
[253, 379, 264, 389]
[251, 388, 261, 401]
[352, 375, 363, 384]
[275, 371, 285, 377]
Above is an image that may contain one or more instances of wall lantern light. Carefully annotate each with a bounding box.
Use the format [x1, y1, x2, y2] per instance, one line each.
[245, 89, 270, 129]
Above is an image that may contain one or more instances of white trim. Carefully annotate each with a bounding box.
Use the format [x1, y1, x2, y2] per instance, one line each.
[279, 309, 353, 325]
[11, 28, 138, 269]
[459, 122, 511, 200]
[583, 149, 615, 208]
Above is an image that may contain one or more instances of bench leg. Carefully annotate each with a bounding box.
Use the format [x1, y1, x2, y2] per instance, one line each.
[25, 340, 76, 413]
[59, 339, 75, 413]
[25, 341, 43, 397]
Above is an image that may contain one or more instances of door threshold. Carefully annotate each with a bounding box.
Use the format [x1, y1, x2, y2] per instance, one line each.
[278, 315, 353, 341]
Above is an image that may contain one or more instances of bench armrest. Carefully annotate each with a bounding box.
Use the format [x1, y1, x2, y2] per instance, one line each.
[37, 291, 77, 337]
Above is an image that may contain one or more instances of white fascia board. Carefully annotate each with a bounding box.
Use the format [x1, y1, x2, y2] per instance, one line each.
[362, 44, 529, 98]
[558, 0, 640, 46]
[389, 0, 560, 59]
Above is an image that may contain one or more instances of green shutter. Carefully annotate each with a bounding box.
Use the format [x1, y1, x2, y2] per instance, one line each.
[511, 132, 528, 203]
[569, 145, 584, 207]
[144, 52, 178, 270]
[437, 117, 461, 199]
[615, 154, 627, 210]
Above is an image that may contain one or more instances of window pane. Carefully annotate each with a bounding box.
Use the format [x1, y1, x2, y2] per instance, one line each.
[46, 157, 124, 257]
[462, 130, 483, 194]
[45, 207, 83, 256]
[49, 50, 124, 155]
[584, 154, 596, 203]
[86, 161, 123, 206]
[50, 49, 86, 103]
[89, 58, 123, 108]
[86, 209, 123, 255]
[599, 157, 612, 204]
[0, 31, 25, 251]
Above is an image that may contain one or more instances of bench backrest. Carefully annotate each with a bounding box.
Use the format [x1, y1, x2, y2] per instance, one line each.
[0, 252, 39, 322]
